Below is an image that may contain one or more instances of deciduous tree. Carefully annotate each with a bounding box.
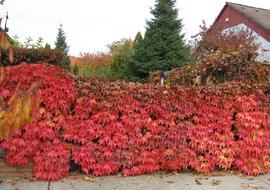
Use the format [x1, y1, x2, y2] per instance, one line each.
[108, 38, 134, 80]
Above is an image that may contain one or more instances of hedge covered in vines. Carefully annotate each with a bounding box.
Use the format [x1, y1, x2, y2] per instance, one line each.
[1, 63, 270, 180]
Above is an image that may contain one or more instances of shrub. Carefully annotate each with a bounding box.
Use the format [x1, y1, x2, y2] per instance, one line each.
[148, 70, 162, 84]
[1, 64, 270, 180]
[65, 80, 270, 176]
[72, 64, 79, 75]
[0, 63, 77, 115]
[108, 38, 134, 81]
[157, 61, 270, 86]
[0, 48, 65, 68]
[70, 53, 113, 80]
[78, 65, 114, 80]
[154, 22, 270, 86]
[0, 63, 77, 180]
[166, 63, 201, 86]
[194, 22, 266, 85]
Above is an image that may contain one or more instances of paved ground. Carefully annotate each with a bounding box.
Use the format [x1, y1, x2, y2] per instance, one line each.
[1, 172, 270, 190]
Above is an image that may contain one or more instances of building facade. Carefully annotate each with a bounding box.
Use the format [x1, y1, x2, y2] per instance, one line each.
[212, 2, 270, 63]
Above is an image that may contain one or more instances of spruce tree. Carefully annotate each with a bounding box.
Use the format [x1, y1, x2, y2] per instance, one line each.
[133, 32, 143, 47]
[131, 0, 190, 81]
[55, 24, 70, 69]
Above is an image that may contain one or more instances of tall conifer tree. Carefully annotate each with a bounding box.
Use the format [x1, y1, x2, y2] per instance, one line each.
[131, 0, 190, 81]
[55, 24, 70, 69]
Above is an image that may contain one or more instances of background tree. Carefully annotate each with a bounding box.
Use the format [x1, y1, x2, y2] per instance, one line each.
[55, 24, 70, 70]
[70, 52, 113, 79]
[130, 0, 190, 82]
[44, 43, 51, 50]
[108, 38, 134, 80]
[11, 35, 49, 49]
[34, 37, 44, 49]
[133, 32, 142, 47]
[11, 35, 22, 48]
[107, 32, 143, 81]
[23, 37, 33, 49]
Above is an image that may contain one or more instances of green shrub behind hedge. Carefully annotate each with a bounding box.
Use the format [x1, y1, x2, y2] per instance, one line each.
[0, 48, 65, 68]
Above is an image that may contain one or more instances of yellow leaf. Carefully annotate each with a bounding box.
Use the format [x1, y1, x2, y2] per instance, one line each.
[0, 110, 4, 118]
[0, 88, 41, 139]
[0, 66, 4, 82]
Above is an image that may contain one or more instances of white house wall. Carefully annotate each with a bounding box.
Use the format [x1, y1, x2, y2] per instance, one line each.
[224, 23, 270, 63]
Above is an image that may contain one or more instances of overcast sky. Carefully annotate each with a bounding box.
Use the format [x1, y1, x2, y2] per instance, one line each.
[1, 0, 270, 55]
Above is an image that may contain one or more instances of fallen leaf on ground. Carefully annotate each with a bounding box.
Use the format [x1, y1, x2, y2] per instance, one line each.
[8, 179, 17, 186]
[172, 172, 178, 175]
[83, 176, 94, 182]
[241, 183, 265, 190]
[212, 179, 221, 186]
[195, 178, 202, 185]
[70, 176, 80, 180]
[28, 177, 37, 182]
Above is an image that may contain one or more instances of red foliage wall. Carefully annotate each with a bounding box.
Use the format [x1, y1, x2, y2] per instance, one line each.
[1, 64, 270, 180]
[1, 63, 77, 115]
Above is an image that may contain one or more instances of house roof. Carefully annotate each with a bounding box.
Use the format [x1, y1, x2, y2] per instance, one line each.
[226, 2, 270, 32]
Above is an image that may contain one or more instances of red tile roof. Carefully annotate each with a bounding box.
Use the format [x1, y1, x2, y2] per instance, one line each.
[227, 2, 270, 32]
